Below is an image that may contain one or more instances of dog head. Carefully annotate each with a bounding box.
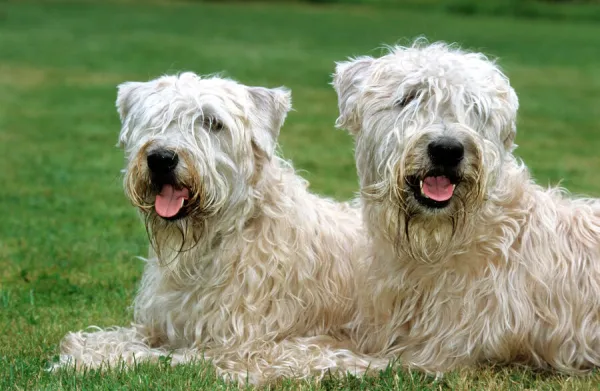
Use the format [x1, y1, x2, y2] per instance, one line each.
[333, 41, 518, 261]
[116, 72, 291, 254]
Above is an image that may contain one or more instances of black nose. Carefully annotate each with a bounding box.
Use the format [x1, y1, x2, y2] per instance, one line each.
[147, 149, 179, 174]
[428, 137, 464, 166]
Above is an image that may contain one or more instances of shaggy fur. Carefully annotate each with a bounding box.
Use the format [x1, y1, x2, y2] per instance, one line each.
[333, 40, 600, 374]
[55, 72, 386, 384]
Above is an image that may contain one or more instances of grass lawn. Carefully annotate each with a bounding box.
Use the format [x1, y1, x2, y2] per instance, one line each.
[1, 1, 600, 389]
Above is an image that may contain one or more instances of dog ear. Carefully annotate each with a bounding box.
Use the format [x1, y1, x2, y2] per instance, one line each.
[116, 82, 144, 123]
[332, 57, 374, 135]
[115, 81, 144, 148]
[248, 86, 292, 160]
[500, 86, 519, 151]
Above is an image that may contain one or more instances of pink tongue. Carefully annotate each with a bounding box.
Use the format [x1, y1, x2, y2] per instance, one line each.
[422, 176, 454, 202]
[155, 185, 190, 218]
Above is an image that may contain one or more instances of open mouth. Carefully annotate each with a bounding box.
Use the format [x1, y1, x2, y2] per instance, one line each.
[407, 172, 460, 209]
[154, 184, 190, 220]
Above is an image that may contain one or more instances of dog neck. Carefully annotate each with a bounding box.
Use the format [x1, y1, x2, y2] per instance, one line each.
[367, 156, 533, 275]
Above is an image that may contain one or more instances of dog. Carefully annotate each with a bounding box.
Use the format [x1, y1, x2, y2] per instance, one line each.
[55, 72, 385, 384]
[333, 40, 600, 374]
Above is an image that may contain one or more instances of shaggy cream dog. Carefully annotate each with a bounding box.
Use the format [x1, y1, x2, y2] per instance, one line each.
[55, 72, 385, 384]
[333, 40, 600, 374]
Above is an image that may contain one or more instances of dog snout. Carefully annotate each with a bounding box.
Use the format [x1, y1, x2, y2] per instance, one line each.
[428, 137, 464, 167]
[147, 149, 179, 174]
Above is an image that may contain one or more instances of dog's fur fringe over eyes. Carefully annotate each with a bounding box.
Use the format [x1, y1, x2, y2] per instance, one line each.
[53, 72, 389, 385]
[334, 39, 600, 375]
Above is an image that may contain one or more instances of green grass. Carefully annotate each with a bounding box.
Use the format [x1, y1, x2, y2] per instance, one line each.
[208, 0, 600, 23]
[1, 0, 600, 389]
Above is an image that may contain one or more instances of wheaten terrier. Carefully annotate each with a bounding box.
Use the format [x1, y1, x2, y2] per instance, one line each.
[333, 40, 600, 374]
[55, 72, 384, 384]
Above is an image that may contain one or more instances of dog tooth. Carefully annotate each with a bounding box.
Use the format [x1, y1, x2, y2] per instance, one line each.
[419, 180, 429, 198]
[180, 198, 185, 207]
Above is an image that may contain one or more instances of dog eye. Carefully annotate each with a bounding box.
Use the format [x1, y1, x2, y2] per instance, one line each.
[396, 92, 417, 108]
[203, 117, 224, 132]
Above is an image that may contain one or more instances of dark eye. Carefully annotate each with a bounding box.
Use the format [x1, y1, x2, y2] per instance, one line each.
[396, 91, 417, 108]
[203, 117, 224, 132]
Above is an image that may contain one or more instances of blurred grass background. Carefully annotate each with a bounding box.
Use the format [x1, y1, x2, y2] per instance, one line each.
[211, 0, 600, 22]
[1, 0, 599, 389]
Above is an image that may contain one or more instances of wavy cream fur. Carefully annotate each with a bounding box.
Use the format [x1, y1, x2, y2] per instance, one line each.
[55, 72, 386, 384]
[333, 41, 600, 374]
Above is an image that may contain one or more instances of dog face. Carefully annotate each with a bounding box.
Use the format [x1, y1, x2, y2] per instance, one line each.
[334, 42, 518, 216]
[116, 72, 291, 229]
[333, 42, 519, 261]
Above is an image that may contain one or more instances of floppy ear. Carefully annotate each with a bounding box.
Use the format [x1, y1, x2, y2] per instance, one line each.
[248, 86, 292, 160]
[502, 87, 519, 151]
[332, 56, 374, 135]
[116, 81, 144, 123]
[115, 81, 144, 147]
